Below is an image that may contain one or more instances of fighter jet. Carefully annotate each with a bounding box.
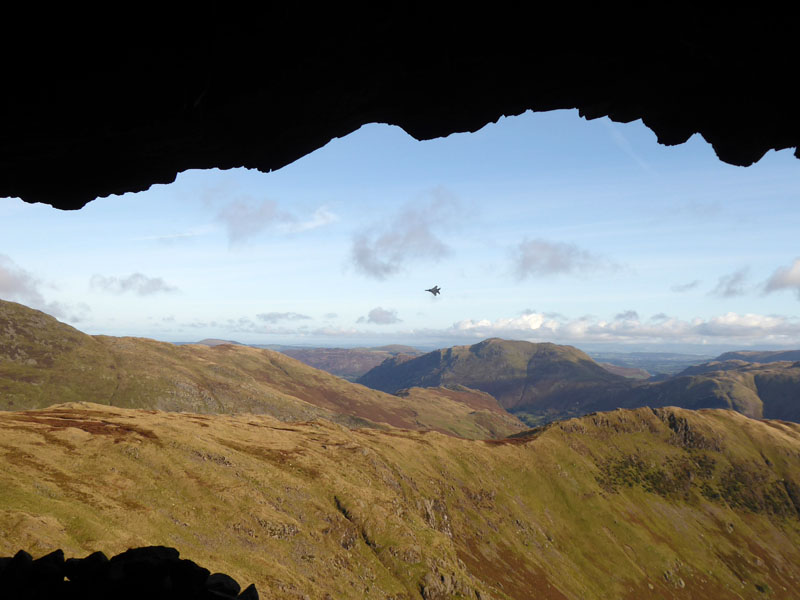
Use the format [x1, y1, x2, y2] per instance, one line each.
[425, 286, 441, 296]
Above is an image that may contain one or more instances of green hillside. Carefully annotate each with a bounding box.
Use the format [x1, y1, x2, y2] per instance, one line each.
[1, 403, 799, 599]
[0, 299, 522, 439]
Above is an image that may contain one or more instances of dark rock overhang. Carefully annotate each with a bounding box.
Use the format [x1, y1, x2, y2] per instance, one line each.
[2, 6, 797, 210]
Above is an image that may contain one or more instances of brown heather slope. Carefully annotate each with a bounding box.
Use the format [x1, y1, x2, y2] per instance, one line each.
[394, 386, 526, 440]
[2, 404, 800, 599]
[0, 299, 523, 439]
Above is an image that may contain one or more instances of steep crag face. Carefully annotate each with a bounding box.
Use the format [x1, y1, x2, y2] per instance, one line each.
[2, 7, 798, 209]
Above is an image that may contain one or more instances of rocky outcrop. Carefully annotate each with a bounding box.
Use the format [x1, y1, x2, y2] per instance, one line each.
[0, 546, 258, 600]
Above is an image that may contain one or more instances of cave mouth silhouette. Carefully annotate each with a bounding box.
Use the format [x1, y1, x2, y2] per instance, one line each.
[1, 7, 797, 210]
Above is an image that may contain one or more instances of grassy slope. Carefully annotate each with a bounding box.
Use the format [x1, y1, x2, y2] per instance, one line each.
[1, 404, 800, 599]
[0, 300, 519, 439]
[394, 386, 526, 440]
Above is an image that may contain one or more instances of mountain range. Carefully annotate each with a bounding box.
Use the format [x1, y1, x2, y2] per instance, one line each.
[357, 338, 800, 425]
[4, 299, 800, 597]
[276, 345, 423, 381]
[0, 299, 524, 440]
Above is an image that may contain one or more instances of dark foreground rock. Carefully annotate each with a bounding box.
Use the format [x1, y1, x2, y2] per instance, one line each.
[0, 546, 257, 600]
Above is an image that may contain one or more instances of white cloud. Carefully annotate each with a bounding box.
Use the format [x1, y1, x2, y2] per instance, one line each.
[511, 238, 617, 279]
[357, 307, 402, 325]
[350, 188, 460, 279]
[765, 258, 800, 298]
[0, 254, 46, 306]
[0, 254, 87, 319]
[90, 273, 178, 296]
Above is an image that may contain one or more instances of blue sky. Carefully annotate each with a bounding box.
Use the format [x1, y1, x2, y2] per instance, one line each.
[2, 109, 799, 352]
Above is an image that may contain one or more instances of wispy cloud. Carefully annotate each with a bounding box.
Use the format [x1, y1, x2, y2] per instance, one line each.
[603, 119, 657, 175]
[0, 254, 46, 307]
[357, 307, 402, 325]
[216, 197, 338, 244]
[0, 254, 88, 320]
[256, 312, 312, 323]
[90, 273, 178, 296]
[512, 238, 617, 279]
[350, 188, 460, 279]
[709, 268, 750, 298]
[765, 258, 800, 299]
[280, 206, 339, 233]
[671, 280, 700, 293]
[216, 199, 293, 244]
[132, 225, 215, 244]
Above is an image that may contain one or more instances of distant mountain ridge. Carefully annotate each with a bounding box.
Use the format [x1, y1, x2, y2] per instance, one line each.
[358, 338, 631, 424]
[358, 338, 800, 425]
[715, 349, 800, 363]
[278, 345, 423, 381]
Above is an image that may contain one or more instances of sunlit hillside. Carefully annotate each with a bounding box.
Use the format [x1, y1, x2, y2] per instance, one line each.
[1, 404, 799, 598]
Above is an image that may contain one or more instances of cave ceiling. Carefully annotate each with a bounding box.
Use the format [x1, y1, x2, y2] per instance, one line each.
[1, 7, 797, 210]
